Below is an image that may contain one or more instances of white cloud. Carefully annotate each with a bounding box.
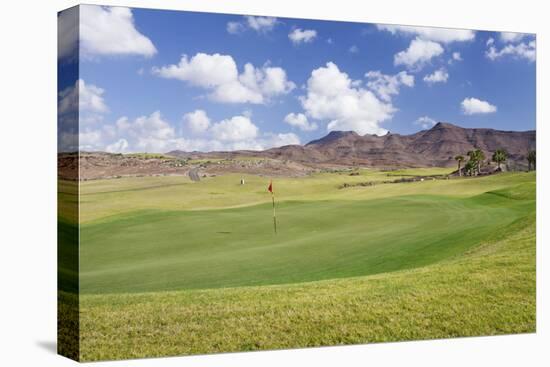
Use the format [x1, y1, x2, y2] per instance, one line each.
[414, 116, 437, 129]
[183, 110, 211, 134]
[284, 113, 318, 131]
[300, 62, 396, 135]
[448, 52, 462, 65]
[486, 40, 536, 62]
[153, 53, 295, 104]
[377, 24, 475, 43]
[289, 28, 317, 44]
[486, 38, 495, 46]
[76, 109, 300, 153]
[349, 45, 359, 53]
[365, 70, 414, 102]
[153, 53, 237, 88]
[80, 5, 156, 58]
[226, 16, 278, 35]
[226, 21, 245, 34]
[423, 68, 449, 84]
[265, 133, 301, 147]
[106, 138, 129, 153]
[500, 32, 527, 43]
[461, 97, 497, 115]
[79, 129, 104, 150]
[210, 116, 259, 141]
[245, 16, 278, 33]
[394, 38, 444, 70]
[58, 79, 296, 153]
[58, 79, 108, 116]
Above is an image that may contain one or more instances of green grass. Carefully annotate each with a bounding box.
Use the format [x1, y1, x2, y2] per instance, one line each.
[75, 213, 535, 361]
[79, 190, 532, 294]
[61, 169, 536, 361]
[78, 171, 533, 223]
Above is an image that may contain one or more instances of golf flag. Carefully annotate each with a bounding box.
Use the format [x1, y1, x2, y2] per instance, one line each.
[268, 180, 277, 234]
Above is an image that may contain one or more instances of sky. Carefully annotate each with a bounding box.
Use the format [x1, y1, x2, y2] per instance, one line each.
[57, 5, 536, 153]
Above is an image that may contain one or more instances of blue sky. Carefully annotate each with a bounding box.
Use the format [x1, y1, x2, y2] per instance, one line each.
[58, 5, 536, 153]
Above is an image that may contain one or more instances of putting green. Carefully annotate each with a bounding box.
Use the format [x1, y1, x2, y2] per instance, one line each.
[77, 173, 535, 294]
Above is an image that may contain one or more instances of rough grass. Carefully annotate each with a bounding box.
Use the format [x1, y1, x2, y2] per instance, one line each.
[78, 170, 533, 223]
[77, 213, 535, 361]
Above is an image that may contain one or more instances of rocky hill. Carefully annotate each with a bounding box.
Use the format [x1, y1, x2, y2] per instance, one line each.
[169, 122, 535, 169]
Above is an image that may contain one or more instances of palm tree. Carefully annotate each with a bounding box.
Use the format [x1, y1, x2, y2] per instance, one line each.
[455, 155, 464, 176]
[527, 150, 536, 171]
[492, 149, 507, 170]
[475, 149, 485, 175]
[466, 149, 484, 176]
[464, 160, 476, 176]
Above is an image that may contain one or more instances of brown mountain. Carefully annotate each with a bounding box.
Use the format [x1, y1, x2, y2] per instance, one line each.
[168, 122, 536, 169]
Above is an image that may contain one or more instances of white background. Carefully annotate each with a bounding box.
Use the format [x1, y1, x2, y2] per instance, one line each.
[0, 0, 547, 365]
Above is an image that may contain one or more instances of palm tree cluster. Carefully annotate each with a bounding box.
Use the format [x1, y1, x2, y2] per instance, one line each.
[455, 148, 509, 177]
[492, 149, 507, 171]
[466, 149, 485, 176]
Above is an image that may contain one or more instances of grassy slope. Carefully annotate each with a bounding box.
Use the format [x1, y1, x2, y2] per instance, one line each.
[77, 212, 535, 361]
[78, 168, 456, 223]
[68, 171, 536, 360]
[79, 191, 532, 294]
[78, 172, 534, 294]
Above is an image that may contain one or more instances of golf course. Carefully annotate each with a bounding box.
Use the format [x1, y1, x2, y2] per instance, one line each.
[58, 168, 536, 361]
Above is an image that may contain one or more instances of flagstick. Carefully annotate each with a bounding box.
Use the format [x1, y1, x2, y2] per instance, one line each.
[272, 192, 277, 234]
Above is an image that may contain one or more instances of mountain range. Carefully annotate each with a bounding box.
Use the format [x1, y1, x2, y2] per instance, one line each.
[169, 122, 536, 169]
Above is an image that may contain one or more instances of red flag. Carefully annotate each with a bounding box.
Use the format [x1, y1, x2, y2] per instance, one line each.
[268, 180, 273, 193]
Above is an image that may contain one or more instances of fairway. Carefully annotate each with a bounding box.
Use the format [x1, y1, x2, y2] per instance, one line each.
[72, 171, 536, 294]
[59, 170, 536, 360]
[79, 194, 530, 294]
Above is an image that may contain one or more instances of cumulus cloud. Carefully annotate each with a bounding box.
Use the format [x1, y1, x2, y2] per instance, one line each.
[79, 107, 300, 153]
[300, 62, 396, 135]
[265, 132, 301, 147]
[106, 138, 129, 153]
[486, 39, 536, 62]
[58, 79, 110, 151]
[414, 116, 437, 129]
[80, 5, 156, 58]
[227, 16, 278, 34]
[461, 97, 497, 115]
[58, 79, 297, 153]
[210, 116, 259, 141]
[365, 70, 414, 102]
[500, 32, 527, 43]
[423, 68, 449, 84]
[377, 24, 475, 43]
[58, 78, 108, 132]
[246, 16, 278, 33]
[284, 113, 318, 131]
[448, 51, 462, 65]
[226, 21, 245, 34]
[394, 38, 444, 70]
[289, 28, 317, 44]
[153, 53, 295, 104]
[183, 110, 211, 134]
